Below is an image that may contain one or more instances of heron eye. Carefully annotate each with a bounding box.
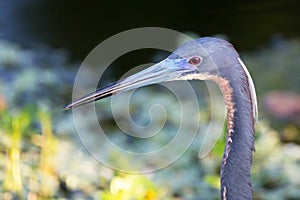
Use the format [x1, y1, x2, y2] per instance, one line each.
[188, 56, 201, 65]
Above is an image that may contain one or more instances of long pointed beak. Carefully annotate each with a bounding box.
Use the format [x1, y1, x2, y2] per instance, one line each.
[64, 58, 196, 110]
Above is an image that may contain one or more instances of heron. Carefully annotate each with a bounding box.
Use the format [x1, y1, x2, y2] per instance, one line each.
[64, 37, 258, 200]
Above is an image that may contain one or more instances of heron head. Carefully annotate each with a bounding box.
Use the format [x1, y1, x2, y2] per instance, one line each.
[64, 37, 240, 110]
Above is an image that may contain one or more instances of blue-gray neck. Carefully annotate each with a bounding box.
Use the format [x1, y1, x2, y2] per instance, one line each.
[218, 63, 255, 200]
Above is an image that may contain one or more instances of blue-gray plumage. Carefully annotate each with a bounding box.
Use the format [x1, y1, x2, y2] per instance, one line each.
[64, 37, 258, 200]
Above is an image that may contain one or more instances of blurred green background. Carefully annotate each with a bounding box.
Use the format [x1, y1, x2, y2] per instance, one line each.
[0, 1, 300, 199]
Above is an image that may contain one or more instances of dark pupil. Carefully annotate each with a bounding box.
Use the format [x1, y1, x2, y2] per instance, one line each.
[190, 57, 200, 65]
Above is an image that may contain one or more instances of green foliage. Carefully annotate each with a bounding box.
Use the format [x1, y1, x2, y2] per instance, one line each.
[35, 110, 59, 198]
[204, 174, 220, 189]
[1, 107, 31, 195]
[0, 104, 59, 198]
[102, 174, 167, 200]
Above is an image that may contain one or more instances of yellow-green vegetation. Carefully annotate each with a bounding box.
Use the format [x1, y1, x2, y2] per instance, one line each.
[0, 106, 59, 199]
[32, 111, 59, 198]
[0, 104, 171, 199]
[102, 174, 168, 200]
[2, 109, 30, 195]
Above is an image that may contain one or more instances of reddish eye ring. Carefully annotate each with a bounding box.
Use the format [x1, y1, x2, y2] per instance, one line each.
[188, 56, 201, 65]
